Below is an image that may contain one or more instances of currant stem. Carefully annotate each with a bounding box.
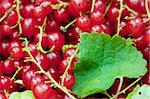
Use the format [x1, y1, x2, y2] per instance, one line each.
[61, 19, 76, 32]
[91, 0, 96, 13]
[124, 16, 136, 20]
[0, 5, 16, 23]
[111, 78, 141, 99]
[4, 90, 9, 98]
[37, 26, 47, 54]
[116, 0, 124, 35]
[42, 16, 47, 29]
[12, 0, 23, 34]
[114, 77, 123, 99]
[101, 91, 112, 98]
[37, 17, 50, 54]
[51, 1, 68, 10]
[23, 39, 76, 99]
[46, 73, 76, 99]
[62, 45, 77, 53]
[145, 0, 150, 20]
[15, 79, 23, 85]
[104, 0, 113, 16]
[31, 0, 34, 3]
[61, 48, 79, 86]
[123, 4, 137, 15]
[11, 66, 23, 81]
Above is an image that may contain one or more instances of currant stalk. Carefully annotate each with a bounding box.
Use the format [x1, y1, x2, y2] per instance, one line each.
[51, 1, 68, 10]
[62, 45, 77, 53]
[11, 0, 23, 34]
[0, 5, 16, 23]
[145, 0, 150, 20]
[104, 0, 113, 16]
[61, 48, 79, 86]
[22, 38, 76, 99]
[60, 19, 76, 32]
[37, 17, 55, 54]
[116, 0, 124, 35]
[11, 66, 23, 81]
[15, 80, 23, 85]
[37, 26, 47, 54]
[91, 0, 96, 13]
[31, 0, 34, 3]
[37, 17, 48, 54]
[4, 90, 8, 98]
[123, 4, 137, 15]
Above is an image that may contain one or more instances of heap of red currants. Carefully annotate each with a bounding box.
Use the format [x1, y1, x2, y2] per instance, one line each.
[0, 0, 149, 99]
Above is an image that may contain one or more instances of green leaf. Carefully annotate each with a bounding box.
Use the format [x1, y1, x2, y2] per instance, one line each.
[73, 33, 147, 98]
[127, 84, 150, 99]
[126, 85, 140, 99]
[9, 92, 21, 99]
[9, 90, 35, 99]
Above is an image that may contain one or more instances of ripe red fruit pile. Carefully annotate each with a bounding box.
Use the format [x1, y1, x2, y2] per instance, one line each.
[0, 0, 149, 99]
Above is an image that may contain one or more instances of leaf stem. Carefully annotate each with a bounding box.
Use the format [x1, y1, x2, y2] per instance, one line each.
[116, 0, 124, 35]
[114, 77, 124, 99]
[91, 0, 96, 13]
[101, 91, 112, 98]
[111, 78, 141, 99]
[61, 48, 79, 86]
[0, 5, 16, 23]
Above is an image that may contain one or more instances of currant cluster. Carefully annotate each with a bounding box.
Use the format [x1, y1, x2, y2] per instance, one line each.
[0, 0, 149, 99]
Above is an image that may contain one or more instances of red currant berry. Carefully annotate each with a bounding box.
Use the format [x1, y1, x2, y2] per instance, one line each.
[0, 76, 11, 90]
[2, 10, 18, 26]
[91, 25, 103, 33]
[45, 16, 60, 32]
[32, 52, 49, 70]
[21, 18, 38, 36]
[20, 4, 34, 18]
[46, 51, 62, 68]
[22, 69, 36, 89]
[59, 58, 77, 74]
[76, 16, 91, 32]
[94, 0, 106, 13]
[0, 91, 7, 99]
[90, 11, 105, 25]
[53, 7, 69, 24]
[127, 17, 144, 38]
[63, 73, 75, 89]
[106, 6, 119, 23]
[2, 59, 15, 75]
[68, 0, 88, 16]
[30, 75, 44, 89]
[33, 83, 58, 99]
[47, 32, 65, 51]
[63, 48, 76, 58]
